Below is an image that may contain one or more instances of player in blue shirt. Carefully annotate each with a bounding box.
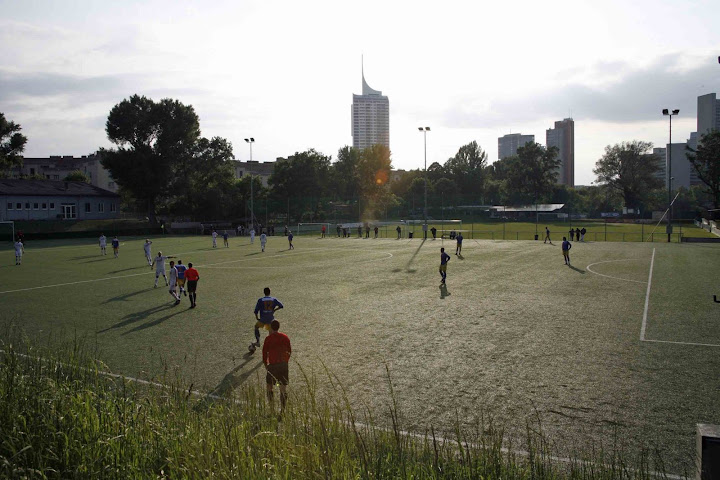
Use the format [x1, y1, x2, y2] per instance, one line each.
[288, 231, 294, 250]
[175, 260, 188, 297]
[253, 287, 284, 346]
[455, 233, 463, 255]
[562, 237, 572, 265]
[111, 237, 120, 258]
[439, 247, 451, 284]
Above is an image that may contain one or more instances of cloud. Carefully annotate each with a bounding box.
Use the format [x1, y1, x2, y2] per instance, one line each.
[443, 54, 719, 128]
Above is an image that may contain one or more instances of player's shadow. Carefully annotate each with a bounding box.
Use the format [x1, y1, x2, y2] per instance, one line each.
[71, 254, 102, 260]
[108, 266, 147, 274]
[457, 253, 465, 260]
[568, 265, 585, 274]
[103, 289, 151, 304]
[97, 304, 172, 332]
[208, 357, 264, 398]
[401, 238, 426, 273]
[81, 257, 116, 264]
[244, 251, 263, 256]
[439, 284, 450, 299]
[122, 308, 189, 335]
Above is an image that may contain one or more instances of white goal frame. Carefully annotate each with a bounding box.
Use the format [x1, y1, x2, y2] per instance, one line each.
[0, 221, 15, 243]
[296, 222, 332, 236]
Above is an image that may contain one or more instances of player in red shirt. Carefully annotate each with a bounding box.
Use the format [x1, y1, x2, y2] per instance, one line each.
[184, 263, 200, 308]
[262, 320, 291, 413]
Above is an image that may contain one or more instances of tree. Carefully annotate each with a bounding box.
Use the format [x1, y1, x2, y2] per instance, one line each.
[433, 177, 457, 195]
[444, 141, 488, 196]
[686, 130, 720, 209]
[181, 136, 236, 219]
[269, 149, 331, 199]
[357, 144, 392, 197]
[0, 112, 28, 174]
[330, 146, 360, 200]
[64, 170, 91, 183]
[100, 95, 200, 223]
[506, 143, 561, 204]
[593, 141, 662, 212]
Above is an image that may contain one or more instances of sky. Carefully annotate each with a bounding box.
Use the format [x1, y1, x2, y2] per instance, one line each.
[1, 0, 719, 185]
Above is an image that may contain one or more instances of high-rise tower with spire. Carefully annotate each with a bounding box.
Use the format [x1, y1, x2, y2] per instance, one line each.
[351, 59, 389, 150]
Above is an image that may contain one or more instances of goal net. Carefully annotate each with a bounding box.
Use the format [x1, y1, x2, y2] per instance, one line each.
[296, 223, 332, 236]
[0, 221, 15, 244]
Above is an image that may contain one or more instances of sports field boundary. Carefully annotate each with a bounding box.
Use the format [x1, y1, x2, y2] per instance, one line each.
[0, 347, 688, 479]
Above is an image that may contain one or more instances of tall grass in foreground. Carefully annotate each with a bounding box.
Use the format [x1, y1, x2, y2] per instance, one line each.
[0, 337, 682, 479]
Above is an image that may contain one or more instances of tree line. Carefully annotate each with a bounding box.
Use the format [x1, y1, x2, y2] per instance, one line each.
[2, 95, 719, 223]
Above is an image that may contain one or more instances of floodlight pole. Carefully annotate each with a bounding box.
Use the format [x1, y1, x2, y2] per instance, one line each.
[418, 127, 430, 238]
[245, 138, 255, 228]
[662, 109, 679, 242]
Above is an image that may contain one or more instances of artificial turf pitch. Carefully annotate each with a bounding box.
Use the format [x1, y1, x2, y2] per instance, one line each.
[1, 234, 719, 473]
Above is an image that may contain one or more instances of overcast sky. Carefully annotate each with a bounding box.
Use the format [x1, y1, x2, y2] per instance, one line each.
[2, 0, 719, 185]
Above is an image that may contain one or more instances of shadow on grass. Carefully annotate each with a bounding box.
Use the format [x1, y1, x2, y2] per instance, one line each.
[108, 266, 149, 274]
[457, 253, 465, 260]
[207, 356, 264, 398]
[97, 303, 173, 333]
[71, 254, 102, 260]
[401, 238, 426, 273]
[568, 265, 585, 274]
[122, 307, 189, 335]
[103, 288, 152, 304]
[439, 283, 450, 299]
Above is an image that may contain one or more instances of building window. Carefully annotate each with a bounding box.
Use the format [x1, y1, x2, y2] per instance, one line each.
[33, 203, 39, 210]
[7, 203, 12, 210]
[61, 204, 76, 219]
[25, 203, 30, 209]
[53, 175, 59, 180]
[30, 168, 35, 175]
[85, 203, 91, 213]
[42, 203, 47, 210]
[110, 203, 116, 213]
[16, 203, 22, 210]
[98, 203, 104, 213]
[49, 202, 55, 210]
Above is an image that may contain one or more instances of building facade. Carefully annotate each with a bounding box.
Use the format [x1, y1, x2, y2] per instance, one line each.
[0, 179, 120, 221]
[13, 153, 118, 193]
[546, 118, 575, 187]
[231, 160, 274, 186]
[351, 68, 389, 150]
[498, 133, 535, 160]
[697, 92, 720, 136]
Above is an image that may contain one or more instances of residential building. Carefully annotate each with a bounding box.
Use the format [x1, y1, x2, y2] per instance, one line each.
[13, 153, 118, 193]
[231, 160, 274, 186]
[0, 179, 120, 221]
[546, 118, 574, 187]
[498, 133, 535, 160]
[351, 65, 389, 150]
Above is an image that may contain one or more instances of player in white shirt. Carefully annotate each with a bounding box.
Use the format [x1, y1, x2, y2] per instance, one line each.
[99, 234, 107, 255]
[260, 232, 267, 252]
[151, 251, 175, 287]
[168, 260, 181, 305]
[250, 227, 255, 244]
[212, 230, 218, 248]
[14, 240, 24, 265]
[143, 239, 153, 267]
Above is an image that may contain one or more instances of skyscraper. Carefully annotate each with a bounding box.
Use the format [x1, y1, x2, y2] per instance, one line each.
[697, 92, 720, 136]
[498, 133, 535, 160]
[351, 64, 389, 150]
[546, 118, 574, 187]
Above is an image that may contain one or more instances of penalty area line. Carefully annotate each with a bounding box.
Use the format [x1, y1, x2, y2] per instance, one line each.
[640, 248, 655, 341]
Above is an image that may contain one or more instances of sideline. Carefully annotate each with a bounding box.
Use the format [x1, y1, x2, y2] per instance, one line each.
[0, 348, 686, 480]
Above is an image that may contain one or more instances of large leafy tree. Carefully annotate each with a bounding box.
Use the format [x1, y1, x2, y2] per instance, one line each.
[505, 142, 561, 203]
[330, 146, 360, 200]
[269, 149, 331, 199]
[181, 136, 236, 219]
[357, 144, 392, 197]
[686, 130, 720, 209]
[593, 141, 662, 212]
[100, 95, 200, 223]
[444, 141, 488, 196]
[0, 112, 28, 174]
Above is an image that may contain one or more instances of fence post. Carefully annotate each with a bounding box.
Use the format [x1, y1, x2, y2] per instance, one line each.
[642, 223, 644, 241]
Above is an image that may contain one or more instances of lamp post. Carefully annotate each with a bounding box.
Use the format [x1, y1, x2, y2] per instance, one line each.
[418, 127, 430, 237]
[662, 109, 679, 242]
[244, 138, 255, 228]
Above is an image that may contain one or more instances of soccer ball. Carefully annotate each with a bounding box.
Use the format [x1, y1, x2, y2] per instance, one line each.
[248, 343, 256, 354]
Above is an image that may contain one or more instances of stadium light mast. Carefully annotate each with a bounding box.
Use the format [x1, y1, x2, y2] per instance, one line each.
[244, 138, 255, 228]
[662, 109, 678, 242]
[418, 127, 430, 235]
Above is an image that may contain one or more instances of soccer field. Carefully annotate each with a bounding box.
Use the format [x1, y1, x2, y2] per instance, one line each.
[1, 234, 719, 473]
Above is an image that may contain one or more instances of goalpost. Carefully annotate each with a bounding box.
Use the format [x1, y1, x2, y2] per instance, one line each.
[296, 222, 332, 237]
[0, 221, 15, 244]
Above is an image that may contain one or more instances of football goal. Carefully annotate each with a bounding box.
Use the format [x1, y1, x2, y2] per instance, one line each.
[296, 223, 332, 237]
[0, 221, 15, 244]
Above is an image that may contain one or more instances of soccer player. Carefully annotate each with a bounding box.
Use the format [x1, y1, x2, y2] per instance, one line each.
[250, 227, 256, 244]
[143, 239, 153, 266]
[455, 232, 463, 255]
[212, 230, 218, 248]
[175, 260, 188, 297]
[253, 287, 284, 346]
[185, 262, 199, 308]
[396, 225, 401, 239]
[168, 260, 181, 305]
[287, 231, 294, 250]
[151, 251, 174, 288]
[260, 231, 267, 252]
[321, 225, 326, 238]
[223, 230, 229, 247]
[99, 233, 107, 255]
[544, 227, 552, 244]
[112, 236, 120, 258]
[562, 236, 572, 265]
[431, 226, 437, 239]
[14, 239, 24, 265]
[439, 247, 450, 284]
[263, 320, 291, 414]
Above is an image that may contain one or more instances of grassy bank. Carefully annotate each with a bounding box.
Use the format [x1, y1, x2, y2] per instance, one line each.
[0, 334, 680, 479]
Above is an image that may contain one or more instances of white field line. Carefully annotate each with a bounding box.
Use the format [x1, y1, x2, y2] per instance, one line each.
[586, 259, 648, 284]
[0, 348, 687, 480]
[640, 248, 656, 341]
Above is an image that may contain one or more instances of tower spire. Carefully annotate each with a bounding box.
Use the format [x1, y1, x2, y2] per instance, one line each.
[361, 55, 382, 96]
